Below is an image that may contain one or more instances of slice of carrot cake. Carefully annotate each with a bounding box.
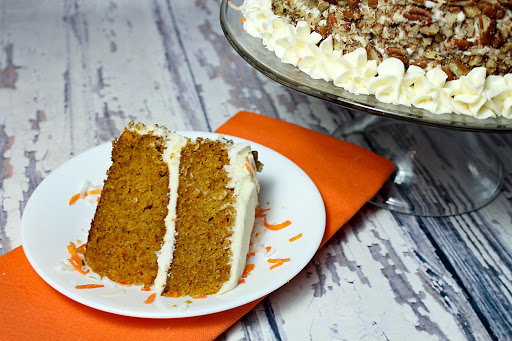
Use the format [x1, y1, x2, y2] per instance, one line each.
[84, 122, 261, 297]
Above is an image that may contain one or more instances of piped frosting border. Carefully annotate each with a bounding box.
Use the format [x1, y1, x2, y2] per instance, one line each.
[240, 0, 512, 119]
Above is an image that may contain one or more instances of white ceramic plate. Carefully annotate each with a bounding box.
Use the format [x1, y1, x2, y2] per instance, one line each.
[21, 132, 326, 318]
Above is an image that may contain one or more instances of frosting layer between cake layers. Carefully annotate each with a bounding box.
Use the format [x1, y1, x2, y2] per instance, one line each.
[241, 0, 512, 119]
[131, 125, 260, 297]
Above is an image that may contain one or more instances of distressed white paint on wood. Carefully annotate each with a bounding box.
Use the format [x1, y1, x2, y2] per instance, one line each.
[2, 0, 512, 340]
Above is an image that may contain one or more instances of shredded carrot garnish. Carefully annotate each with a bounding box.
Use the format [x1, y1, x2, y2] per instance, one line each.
[248, 251, 256, 257]
[67, 242, 82, 265]
[264, 219, 291, 231]
[68, 258, 90, 274]
[76, 243, 87, 254]
[289, 233, 303, 242]
[267, 258, 291, 270]
[69, 189, 102, 205]
[244, 163, 253, 176]
[118, 282, 132, 287]
[75, 284, 104, 289]
[141, 285, 152, 291]
[265, 246, 272, 253]
[255, 207, 271, 217]
[270, 263, 284, 270]
[144, 293, 157, 304]
[69, 193, 83, 205]
[267, 258, 290, 263]
[240, 18, 247, 22]
[242, 263, 255, 278]
[238, 279, 246, 284]
[192, 295, 207, 299]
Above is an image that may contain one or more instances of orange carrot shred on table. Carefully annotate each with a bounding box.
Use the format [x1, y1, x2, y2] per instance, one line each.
[248, 251, 256, 257]
[238, 279, 246, 284]
[265, 246, 272, 253]
[289, 233, 303, 242]
[192, 295, 207, 299]
[119, 282, 132, 287]
[141, 285, 152, 291]
[89, 189, 102, 195]
[240, 17, 247, 22]
[264, 218, 291, 231]
[75, 284, 104, 289]
[144, 293, 157, 304]
[68, 258, 90, 274]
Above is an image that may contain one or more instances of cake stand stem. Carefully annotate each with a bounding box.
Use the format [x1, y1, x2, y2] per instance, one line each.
[333, 115, 504, 216]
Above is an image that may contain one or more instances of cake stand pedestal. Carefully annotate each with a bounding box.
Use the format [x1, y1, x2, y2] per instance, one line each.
[333, 115, 504, 216]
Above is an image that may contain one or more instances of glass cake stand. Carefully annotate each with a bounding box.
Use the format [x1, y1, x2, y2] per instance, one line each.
[220, 0, 510, 216]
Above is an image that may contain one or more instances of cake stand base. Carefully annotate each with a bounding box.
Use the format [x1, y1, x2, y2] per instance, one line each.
[334, 115, 504, 217]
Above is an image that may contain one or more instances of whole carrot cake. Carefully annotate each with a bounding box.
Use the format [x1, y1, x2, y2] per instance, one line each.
[84, 122, 261, 297]
[241, 0, 512, 118]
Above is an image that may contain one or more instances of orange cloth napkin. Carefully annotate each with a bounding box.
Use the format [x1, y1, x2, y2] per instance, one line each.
[0, 111, 394, 341]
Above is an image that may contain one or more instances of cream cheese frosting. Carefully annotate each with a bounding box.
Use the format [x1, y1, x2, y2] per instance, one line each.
[241, 0, 512, 119]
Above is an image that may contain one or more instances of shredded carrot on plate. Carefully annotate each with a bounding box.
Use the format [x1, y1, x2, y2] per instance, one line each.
[255, 207, 271, 217]
[67, 242, 82, 265]
[141, 285, 152, 291]
[75, 284, 104, 289]
[68, 258, 90, 274]
[289, 233, 303, 242]
[242, 263, 255, 279]
[238, 279, 246, 284]
[269, 262, 284, 270]
[267, 258, 290, 263]
[264, 218, 291, 231]
[144, 293, 157, 304]
[192, 295, 207, 299]
[240, 17, 247, 22]
[76, 243, 87, 254]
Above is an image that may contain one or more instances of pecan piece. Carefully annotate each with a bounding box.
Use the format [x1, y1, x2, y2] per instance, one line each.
[447, 0, 476, 5]
[449, 59, 471, 78]
[441, 66, 454, 81]
[386, 47, 408, 65]
[368, 0, 378, 8]
[477, 0, 506, 19]
[343, 10, 361, 20]
[451, 39, 473, 50]
[420, 23, 440, 35]
[326, 12, 337, 36]
[366, 44, 383, 63]
[403, 6, 433, 22]
[497, 0, 512, 8]
[409, 58, 428, 69]
[349, 0, 360, 10]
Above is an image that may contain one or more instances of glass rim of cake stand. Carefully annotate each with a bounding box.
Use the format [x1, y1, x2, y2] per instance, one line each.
[220, 0, 512, 133]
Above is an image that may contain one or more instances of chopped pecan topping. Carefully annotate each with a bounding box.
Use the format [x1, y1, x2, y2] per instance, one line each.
[447, 0, 476, 5]
[386, 47, 408, 64]
[410, 58, 428, 68]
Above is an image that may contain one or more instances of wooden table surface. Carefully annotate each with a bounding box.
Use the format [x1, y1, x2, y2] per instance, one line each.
[2, 1, 512, 340]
